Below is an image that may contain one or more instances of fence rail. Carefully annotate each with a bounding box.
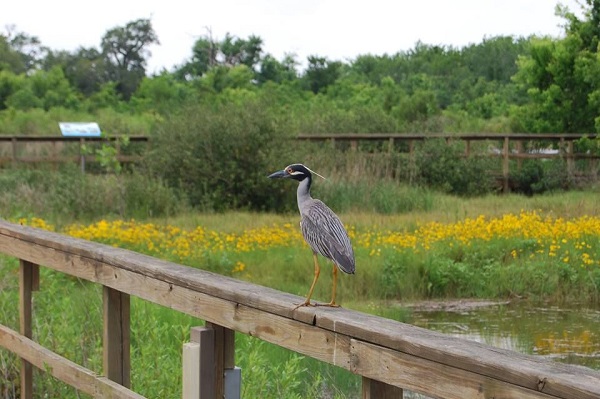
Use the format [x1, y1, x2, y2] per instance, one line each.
[1, 220, 599, 398]
[298, 133, 600, 191]
[0, 135, 148, 170]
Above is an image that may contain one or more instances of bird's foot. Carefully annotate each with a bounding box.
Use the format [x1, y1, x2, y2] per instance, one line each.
[293, 300, 316, 310]
[315, 301, 340, 308]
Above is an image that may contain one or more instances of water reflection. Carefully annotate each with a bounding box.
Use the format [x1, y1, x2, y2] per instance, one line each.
[405, 301, 600, 370]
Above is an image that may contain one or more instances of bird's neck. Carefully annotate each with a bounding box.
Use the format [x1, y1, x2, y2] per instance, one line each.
[297, 177, 312, 209]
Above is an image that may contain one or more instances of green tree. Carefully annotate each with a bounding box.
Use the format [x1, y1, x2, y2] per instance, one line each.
[5, 67, 78, 110]
[101, 18, 159, 100]
[44, 47, 109, 97]
[256, 54, 298, 84]
[302, 56, 342, 94]
[512, 1, 600, 133]
[177, 31, 263, 80]
[0, 25, 48, 73]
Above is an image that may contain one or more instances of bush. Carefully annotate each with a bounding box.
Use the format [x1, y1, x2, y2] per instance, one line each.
[510, 159, 568, 195]
[415, 138, 495, 196]
[145, 99, 294, 211]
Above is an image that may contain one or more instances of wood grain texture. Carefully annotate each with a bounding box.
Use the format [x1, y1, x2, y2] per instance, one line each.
[1, 220, 600, 399]
[362, 377, 403, 399]
[19, 260, 35, 399]
[182, 342, 201, 399]
[103, 286, 130, 387]
[0, 325, 145, 399]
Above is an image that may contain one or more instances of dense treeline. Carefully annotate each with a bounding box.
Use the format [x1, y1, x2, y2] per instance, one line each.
[2, 2, 599, 134]
[1, 1, 600, 213]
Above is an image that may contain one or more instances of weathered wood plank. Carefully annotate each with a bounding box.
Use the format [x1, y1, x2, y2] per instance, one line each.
[205, 322, 236, 398]
[0, 325, 145, 399]
[190, 327, 216, 399]
[19, 260, 35, 399]
[182, 342, 201, 399]
[316, 309, 600, 399]
[352, 339, 555, 399]
[1, 220, 600, 399]
[362, 377, 403, 399]
[103, 286, 131, 387]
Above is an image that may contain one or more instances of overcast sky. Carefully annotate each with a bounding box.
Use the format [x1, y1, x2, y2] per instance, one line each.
[2, 0, 584, 73]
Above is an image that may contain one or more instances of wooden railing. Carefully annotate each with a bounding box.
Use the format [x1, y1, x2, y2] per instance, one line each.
[0, 135, 148, 171]
[1, 220, 600, 398]
[297, 133, 600, 191]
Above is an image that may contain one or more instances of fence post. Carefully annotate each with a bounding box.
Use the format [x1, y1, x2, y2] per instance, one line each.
[183, 327, 216, 398]
[362, 377, 403, 398]
[206, 322, 238, 399]
[79, 137, 86, 173]
[103, 286, 130, 387]
[184, 324, 238, 399]
[19, 260, 39, 399]
[502, 136, 510, 193]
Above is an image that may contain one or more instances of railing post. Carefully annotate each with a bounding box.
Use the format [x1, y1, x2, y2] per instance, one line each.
[502, 136, 510, 193]
[19, 260, 39, 399]
[567, 140, 574, 177]
[362, 377, 403, 398]
[11, 137, 17, 165]
[79, 137, 86, 173]
[184, 327, 215, 398]
[183, 324, 239, 399]
[206, 322, 237, 399]
[103, 286, 130, 387]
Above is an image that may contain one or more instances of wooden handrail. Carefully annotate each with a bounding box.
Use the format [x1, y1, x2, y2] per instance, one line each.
[0, 135, 148, 142]
[297, 132, 599, 140]
[0, 220, 599, 398]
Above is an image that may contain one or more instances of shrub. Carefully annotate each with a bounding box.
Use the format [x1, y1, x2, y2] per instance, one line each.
[145, 99, 294, 211]
[415, 138, 495, 196]
[510, 159, 568, 195]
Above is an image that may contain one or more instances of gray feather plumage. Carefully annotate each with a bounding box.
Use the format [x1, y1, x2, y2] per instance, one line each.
[299, 198, 355, 274]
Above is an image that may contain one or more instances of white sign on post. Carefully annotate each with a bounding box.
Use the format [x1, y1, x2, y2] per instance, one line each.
[59, 122, 102, 137]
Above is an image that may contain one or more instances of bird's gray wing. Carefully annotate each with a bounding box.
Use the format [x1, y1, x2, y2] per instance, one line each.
[300, 200, 355, 274]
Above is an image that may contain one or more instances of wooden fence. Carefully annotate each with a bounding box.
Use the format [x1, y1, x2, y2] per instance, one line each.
[1, 220, 599, 398]
[0, 135, 148, 171]
[297, 133, 600, 191]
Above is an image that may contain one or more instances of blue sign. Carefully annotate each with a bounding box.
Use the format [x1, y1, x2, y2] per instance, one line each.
[59, 122, 102, 137]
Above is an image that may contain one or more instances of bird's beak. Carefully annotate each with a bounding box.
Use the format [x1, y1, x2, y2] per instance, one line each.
[268, 170, 288, 179]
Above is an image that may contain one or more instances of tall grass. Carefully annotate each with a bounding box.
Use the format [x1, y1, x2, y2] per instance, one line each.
[0, 166, 185, 223]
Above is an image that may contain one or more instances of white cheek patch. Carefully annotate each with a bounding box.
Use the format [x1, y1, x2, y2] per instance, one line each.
[290, 171, 304, 176]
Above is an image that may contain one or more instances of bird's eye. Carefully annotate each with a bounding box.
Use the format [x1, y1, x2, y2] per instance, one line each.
[286, 168, 293, 173]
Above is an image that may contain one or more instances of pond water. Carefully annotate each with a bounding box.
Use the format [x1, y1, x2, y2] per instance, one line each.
[404, 300, 600, 370]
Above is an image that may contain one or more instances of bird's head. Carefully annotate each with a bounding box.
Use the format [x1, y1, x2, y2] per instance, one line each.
[267, 163, 325, 182]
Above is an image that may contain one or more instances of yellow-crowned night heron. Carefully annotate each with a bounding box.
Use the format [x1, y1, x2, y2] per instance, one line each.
[268, 163, 355, 308]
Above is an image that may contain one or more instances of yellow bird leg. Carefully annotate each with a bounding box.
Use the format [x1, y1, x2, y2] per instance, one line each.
[294, 252, 320, 309]
[323, 265, 340, 307]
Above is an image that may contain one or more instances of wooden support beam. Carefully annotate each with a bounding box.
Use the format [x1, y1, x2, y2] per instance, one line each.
[502, 136, 510, 193]
[182, 342, 201, 399]
[19, 260, 38, 399]
[188, 326, 216, 399]
[567, 140, 574, 176]
[103, 286, 130, 387]
[0, 325, 145, 399]
[362, 377, 403, 399]
[205, 322, 236, 398]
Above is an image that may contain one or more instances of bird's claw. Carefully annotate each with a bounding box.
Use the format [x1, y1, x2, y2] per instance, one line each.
[316, 302, 340, 308]
[293, 301, 316, 310]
